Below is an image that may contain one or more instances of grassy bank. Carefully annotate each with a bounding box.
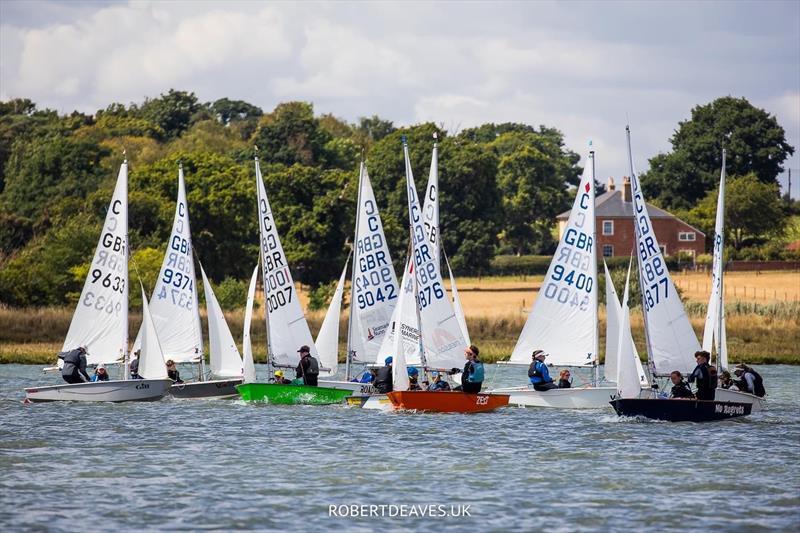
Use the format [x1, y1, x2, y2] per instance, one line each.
[3, 299, 798, 365]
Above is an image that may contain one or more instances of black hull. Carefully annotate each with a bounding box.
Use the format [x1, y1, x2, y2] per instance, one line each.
[610, 398, 752, 422]
[169, 379, 242, 399]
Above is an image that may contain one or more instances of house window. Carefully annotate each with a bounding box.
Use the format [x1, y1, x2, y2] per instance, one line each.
[602, 244, 614, 257]
[602, 220, 614, 236]
[678, 231, 696, 241]
[659, 244, 667, 256]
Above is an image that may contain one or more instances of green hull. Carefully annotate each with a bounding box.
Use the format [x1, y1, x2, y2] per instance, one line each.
[235, 383, 353, 405]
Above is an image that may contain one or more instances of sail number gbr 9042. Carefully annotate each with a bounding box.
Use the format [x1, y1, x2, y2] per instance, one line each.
[355, 225, 397, 310]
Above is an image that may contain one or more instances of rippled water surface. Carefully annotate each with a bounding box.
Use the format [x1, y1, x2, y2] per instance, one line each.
[1, 364, 798, 532]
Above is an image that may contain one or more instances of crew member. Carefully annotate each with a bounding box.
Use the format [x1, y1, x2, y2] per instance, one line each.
[528, 350, 557, 391]
[688, 351, 716, 401]
[295, 346, 319, 387]
[274, 370, 292, 384]
[719, 370, 738, 390]
[734, 364, 766, 397]
[59, 346, 91, 384]
[669, 371, 694, 399]
[166, 360, 183, 383]
[408, 367, 422, 390]
[557, 369, 572, 389]
[374, 357, 393, 393]
[129, 350, 142, 379]
[90, 364, 110, 382]
[428, 371, 451, 391]
[461, 345, 484, 394]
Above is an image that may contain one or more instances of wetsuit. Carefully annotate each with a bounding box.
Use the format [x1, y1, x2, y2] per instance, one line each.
[689, 362, 716, 401]
[59, 349, 90, 384]
[168, 368, 183, 383]
[529, 360, 557, 391]
[462, 360, 484, 394]
[295, 355, 319, 386]
[374, 365, 393, 393]
[670, 381, 694, 399]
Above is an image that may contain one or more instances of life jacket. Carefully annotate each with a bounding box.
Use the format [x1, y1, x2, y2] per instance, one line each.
[528, 361, 549, 383]
[747, 369, 766, 397]
[707, 366, 718, 390]
[304, 356, 320, 377]
[468, 361, 484, 383]
[374, 365, 393, 393]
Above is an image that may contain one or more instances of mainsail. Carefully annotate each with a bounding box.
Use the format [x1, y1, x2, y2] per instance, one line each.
[604, 261, 648, 386]
[242, 264, 259, 383]
[254, 157, 318, 367]
[403, 140, 466, 370]
[626, 126, 700, 375]
[510, 150, 598, 367]
[137, 285, 168, 380]
[62, 161, 129, 366]
[390, 261, 414, 392]
[316, 260, 348, 377]
[133, 164, 203, 363]
[702, 150, 728, 370]
[348, 162, 399, 363]
[200, 265, 243, 378]
[615, 262, 642, 398]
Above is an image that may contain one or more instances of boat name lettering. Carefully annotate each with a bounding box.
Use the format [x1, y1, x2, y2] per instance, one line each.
[476, 395, 488, 405]
[715, 403, 745, 415]
[135, 383, 150, 390]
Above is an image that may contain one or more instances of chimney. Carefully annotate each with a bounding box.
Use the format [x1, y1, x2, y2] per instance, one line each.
[607, 177, 615, 191]
[623, 176, 632, 202]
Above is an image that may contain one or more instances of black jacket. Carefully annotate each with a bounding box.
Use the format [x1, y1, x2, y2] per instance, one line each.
[670, 381, 694, 399]
[557, 379, 571, 389]
[374, 365, 393, 393]
[168, 369, 183, 383]
[59, 349, 90, 381]
[689, 362, 716, 393]
[295, 355, 320, 385]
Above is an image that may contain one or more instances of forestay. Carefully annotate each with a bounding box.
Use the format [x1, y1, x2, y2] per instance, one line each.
[133, 165, 203, 363]
[702, 150, 728, 370]
[316, 260, 348, 377]
[349, 163, 399, 363]
[137, 286, 168, 380]
[511, 150, 598, 367]
[604, 261, 648, 386]
[615, 263, 642, 398]
[404, 141, 467, 370]
[254, 158, 318, 367]
[626, 127, 699, 375]
[62, 162, 129, 366]
[242, 264, 259, 383]
[201, 265, 243, 378]
[376, 258, 421, 366]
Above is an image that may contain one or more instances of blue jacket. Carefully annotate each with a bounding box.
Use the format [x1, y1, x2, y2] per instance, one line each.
[529, 360, 552, 385]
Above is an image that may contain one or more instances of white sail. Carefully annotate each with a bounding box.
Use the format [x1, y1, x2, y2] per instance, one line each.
[200, 265, 243, 378]
[511, 150, 598, 367]
[390, 261, 413, 392]
[133, 165, 203, 363]
[242, 264, 259, 383]
[254, 158, 318, 367]
[62, 162, 129, 366]
[702, 150, 728, 369]
[348, 163, 399, 362]
[446, 254, 471, 345]
[404, 141, 467, 370]
[376, 257, 421, 366]
[422, 139, 441, 265]
[626, 127, 700, 375]
[137, 286, 168, 379]
[604, 261, 648, 386]
[316, 261, 348, 377]
[615, 263, 642, 398]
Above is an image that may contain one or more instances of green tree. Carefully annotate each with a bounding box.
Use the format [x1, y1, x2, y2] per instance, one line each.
[209, 98, 263, 125]
[251, 102, 332, 167]
[641, 96, 795, 209]
[138, 89, 201, 140]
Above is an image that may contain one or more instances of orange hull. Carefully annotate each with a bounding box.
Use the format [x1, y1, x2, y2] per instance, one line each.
[387, 390, 509, 413]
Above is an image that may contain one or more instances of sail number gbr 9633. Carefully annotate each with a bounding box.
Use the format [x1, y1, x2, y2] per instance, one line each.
[83, 199, 125, 316]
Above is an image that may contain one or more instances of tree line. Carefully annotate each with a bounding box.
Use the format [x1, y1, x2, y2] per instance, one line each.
[0, 92, 794, 308]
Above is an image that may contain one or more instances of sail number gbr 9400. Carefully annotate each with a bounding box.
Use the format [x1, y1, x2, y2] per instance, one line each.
[542, 228, 593, 311]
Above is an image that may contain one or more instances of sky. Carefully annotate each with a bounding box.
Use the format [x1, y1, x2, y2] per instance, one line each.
[1, 0, 799, 197]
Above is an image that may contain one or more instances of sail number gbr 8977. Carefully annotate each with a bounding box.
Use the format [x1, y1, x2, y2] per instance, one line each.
[542, 228, 593, 311]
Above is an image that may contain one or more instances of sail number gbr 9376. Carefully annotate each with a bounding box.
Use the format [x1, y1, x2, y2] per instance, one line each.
[156, 201, 194, 310]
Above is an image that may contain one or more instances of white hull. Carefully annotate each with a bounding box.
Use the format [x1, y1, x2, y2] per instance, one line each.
[363, 394, 392, 410]
[488, 386, 618, 409]
[319, 380, 372, 395]
[25, 379, 173, 403]
[715, 388, 766, 412]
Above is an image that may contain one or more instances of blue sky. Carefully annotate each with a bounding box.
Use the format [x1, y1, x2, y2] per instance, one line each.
[1, 0, 798, 196]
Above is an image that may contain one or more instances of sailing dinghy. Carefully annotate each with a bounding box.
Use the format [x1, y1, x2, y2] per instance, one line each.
[235, 156, 355, 404]
[24, 161, 172, 402]
[490, 148, 617, 408]
[385, 138, 508, 413]
[133, 164, 241, 399]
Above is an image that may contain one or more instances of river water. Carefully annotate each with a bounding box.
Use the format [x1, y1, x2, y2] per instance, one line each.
[1, 363, 798, 532]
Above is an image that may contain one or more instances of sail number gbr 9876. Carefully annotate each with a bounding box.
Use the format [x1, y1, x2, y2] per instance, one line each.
[541, 228, 593, 311]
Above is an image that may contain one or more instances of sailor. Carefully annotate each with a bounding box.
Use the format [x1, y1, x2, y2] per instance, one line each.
[528, 350, 557, 391]
[58, 346, 90, 384]
[428, 371, 451, 391]
[688, 351, 717, 401]
[273, 370, 292, 384]
[374, 357, 393, 393]
[557, 369, 572, 389]
[461, 345, 484, 394]
[669, 371, 694, 399]
[166, 360, 183, 383]
[129, 349, 142, 379]
[733, 364, 766, 397]
[90, 364, 110, 382]
[408, 367, 422, 390]
[295, 345, 319, 387]
[719, 370, 739, 391]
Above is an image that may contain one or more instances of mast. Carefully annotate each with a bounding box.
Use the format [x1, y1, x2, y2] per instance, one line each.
[589, 146, 599, 386]
[716, 149, 727, 373]
[345, 157, 365, 380]
[626, 125, 656, 379]
[181, 160, 206, 382]
[122, 155, 130, 381]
